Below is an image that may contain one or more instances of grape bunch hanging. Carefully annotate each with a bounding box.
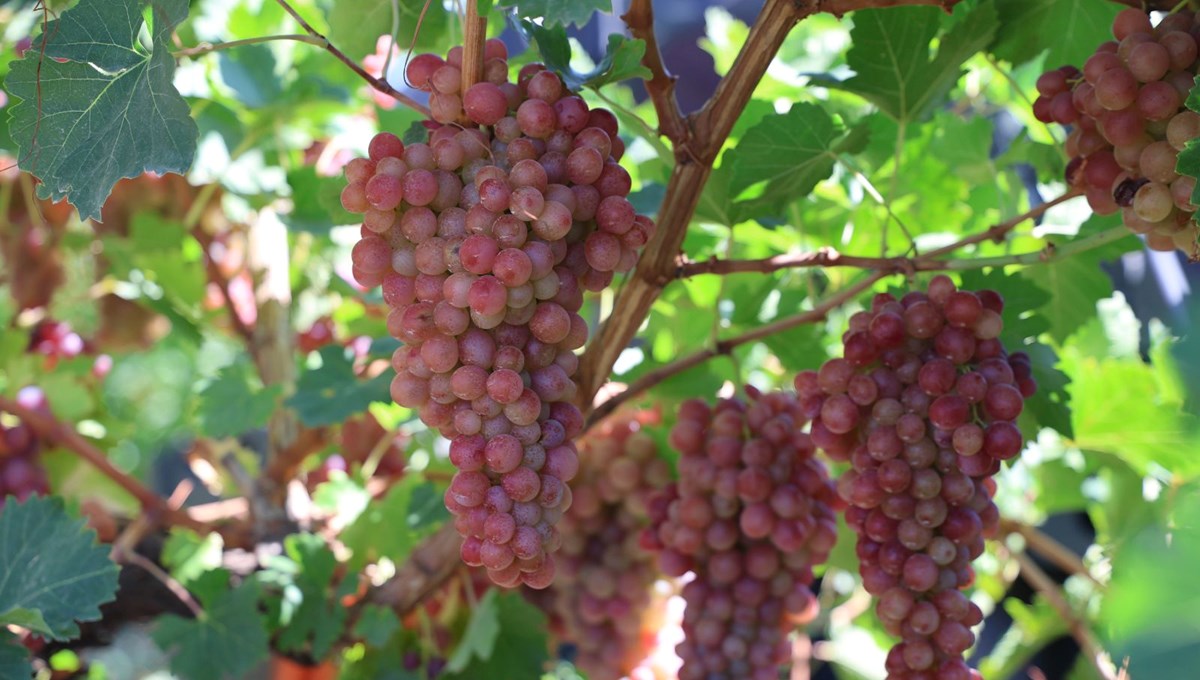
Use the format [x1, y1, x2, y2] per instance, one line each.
[796, 275, 1034, 680]
[1033, 8, 1200, 258]
[0, 387, 51, 509]
[340, 39, 656, 588]
[644, 389, 839, 680]
[545, 410, 674, 680]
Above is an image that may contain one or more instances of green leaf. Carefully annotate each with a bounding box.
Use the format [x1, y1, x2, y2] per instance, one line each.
[524, 23, 649, 90]
[153, 582, 269, 680]
[0, 632, 31, 680]
[340, 477, 450, 570]
[0, 608, 51, 637]
[5, 0, 197, 221]
[840, 3, 997, 123]
[726, 103, 848, 201]
[442, 592, 548, 679]
[268, 534, 343, 659]
[991, 0, 1120, 69]
[502, 0, 610, 28]
[0, 495, 119, 640]
[445, 589, 501, 673]
[286, 345, 392, 427]
[328, 0, 449, 61]
[160, 529, 225, 589]
[196, 364, 281, 439]
[1178, 76, 1200, 210]
[286, 167, 358, 234]
[353, 604, 401, 647]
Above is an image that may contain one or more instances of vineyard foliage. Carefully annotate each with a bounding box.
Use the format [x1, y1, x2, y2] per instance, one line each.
[0, 0, 1197, 678]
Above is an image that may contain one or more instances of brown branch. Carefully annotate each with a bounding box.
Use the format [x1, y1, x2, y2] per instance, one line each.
[588, 272, 888, 426]
[367, 523, 463, 615]
[1015, 551, 1118, 680]
[0, 396, 211, 535]
[460, 1, 486, 93]
[273, 0, 431, 117]
[621, 0, 688, 145]
[1001, 518, 1105, 589]
[922, 189, 1082, 259]
[577, 0, 810, 406]
[192, 228, 254, 344]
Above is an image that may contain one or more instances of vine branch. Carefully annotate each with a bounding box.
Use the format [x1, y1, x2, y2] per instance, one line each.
[1001, 518, 1106, 589]
[173, 34, 326, 59]
[1014, 551, 1118, 680]
[273, 0, 431, 116]
[0, 396, 211, 535]
[621, 0, 688, 145]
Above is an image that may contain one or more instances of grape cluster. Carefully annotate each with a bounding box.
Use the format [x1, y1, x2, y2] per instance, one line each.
[547, 410, 673, 680]
[0, 387, 51, 509]
[341, 39, 655, 588]
[29, 319, 85, 364]
[1033, 8, 1200, 258]
[644, 390, 839, 680]
[796, 275, 1035, 680]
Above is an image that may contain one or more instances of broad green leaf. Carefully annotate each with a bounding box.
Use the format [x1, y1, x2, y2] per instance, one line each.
[991, 0, 1120, 69]
[524, 23, 650, 90]
[196, 364, 281, 439]
[445, 589, 501, 673]
[0, 608, 51, 637]
[0, 632, 30, 680]
[443, 592, 548, 679]
[5, 0, 197, 221]
[978, 598, 1068, 680]
[327, 0, 449, 61]
[286, 345, 392, 427]
[340, 477, 450, 570]
[353, 604, 401, 647]
[1177, 76, 1200, 211]
[726, 103, 847, 200]
[0, 495, 119, 640]
[840, 3, 997, 123]
[286, 167, 358, 234]
[259, 534, 345, 659]
[502, 0, 610, 28]
[160, 529, 225, 588]
[153, 582, 269, 680]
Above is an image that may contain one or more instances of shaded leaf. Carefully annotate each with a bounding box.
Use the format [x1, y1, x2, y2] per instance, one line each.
[502, 0, 610, 28]
[161, 529, 225, 589]
[727, 103, 848, 200]
[328, 0, 448, 61]
[442, 592, 548, 678]
[991, 0, 1120, 69]
[340, 477, 450, 570]
[5, 0, 197, 220]
[0, 495, 119, 640]
[197, 364, 281, 439]
[286, 167, 358, 234]
[353, 604, 401, 647]
[287, 345, 392, 427]
[153, 581, 269, 680]
[0, 632, 30, 680]
[445, 589, 501, 673]
[524, 23, 650, 90]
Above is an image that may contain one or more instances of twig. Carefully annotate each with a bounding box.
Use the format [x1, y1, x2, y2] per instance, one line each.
[1014, 551, 1118, 680]
[114, 546, 205, 619]
[173, 34, 327, 59]
[192, 227, 255, 343]
[923, 189, 1083, 258]
[588, 272, 888, 426]
[0, 396, 211, 534]
[1001, 518, 1106, 589]
[621, 0, 688, 145]
[273, 0, 431, 116]
[676, 218, 1126, 278]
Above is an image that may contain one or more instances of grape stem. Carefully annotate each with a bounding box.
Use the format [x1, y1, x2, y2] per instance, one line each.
[1014, 551, 1120, 680]
[272, 0, 432, 117]
[586, 272, 888, 428]
[172, 34, 327, 59]
[1000, 518, 1107, 589]
[621, 0, 688, 145]
[0, 395, 214, 536]
[460, 0, 486, 95]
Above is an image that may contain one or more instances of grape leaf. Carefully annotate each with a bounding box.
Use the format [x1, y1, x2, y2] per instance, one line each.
[161, 529, 225, 588]
[0, 632, 30, 680]
[196, 363, 281, 439]
[445, 589, 501, 673]
[502, 0, 610, 27]
[258, 534, 346, 660]
[726, 103, 851, 201]
[524, 23, 651, 90]
[0, 495, 119, 640]
[353, 604, 401, 647]
[153, 581, 269, 680]
[286, 345, 392, 427]
[838, 3, 997, 123]
[5, 0, 197, 221]
[442, 592, 548, 679]
[991, 0, 1120, 69]
[340, 476, 450, 570]
[327, 0, 449, 61]
[1019, 217, 1131, 343]
[286, 167, 358, 235]
[1176, 76, 1200, 211]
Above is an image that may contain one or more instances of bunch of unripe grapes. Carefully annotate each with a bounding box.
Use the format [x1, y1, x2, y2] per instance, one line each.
[796, 275, 1033, 680]
[1033, 8, 1200, 257]
[644, 389, 839, 680]
[546, 410, 673, 680]
[0, 387, 51, 509]
[341, 39, 655, 588]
